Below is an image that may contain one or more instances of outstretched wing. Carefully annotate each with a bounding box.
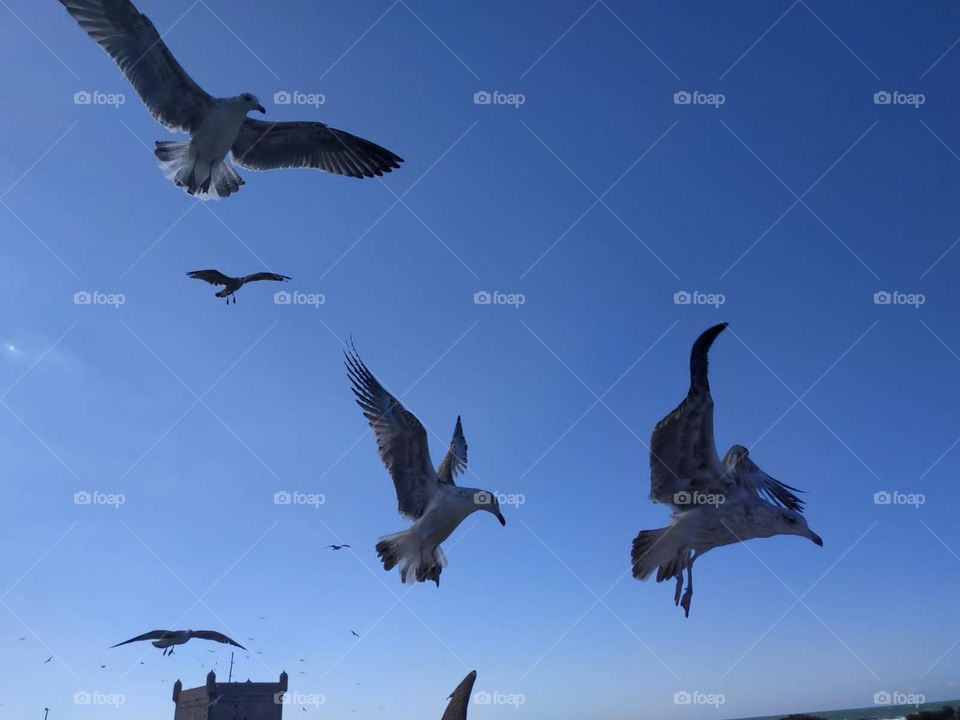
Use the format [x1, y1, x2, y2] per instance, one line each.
[649, 323, 732, 506]
[441, 670, 477, 720]
[232, 120, 403, 178]
[191, 631, 246, 650]
[110, 630, 174, 647]
[58, 0, 214, 132]
[436, 416, 468, 486]
[345, 347, 437, 519]
[187, 269, 233, 287]
[239, 272, 291, 284]
[723, 445, 805, 512]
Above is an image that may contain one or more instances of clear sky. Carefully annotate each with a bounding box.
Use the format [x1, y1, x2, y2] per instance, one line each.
[2, 1, 960, 719]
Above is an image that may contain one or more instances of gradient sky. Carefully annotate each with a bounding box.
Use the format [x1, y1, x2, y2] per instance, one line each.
[2, 1, 960, 719]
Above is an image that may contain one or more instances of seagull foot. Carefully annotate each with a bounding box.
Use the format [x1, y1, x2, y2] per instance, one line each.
[673, 575, 683, 605]
[680, 587, 693, 618]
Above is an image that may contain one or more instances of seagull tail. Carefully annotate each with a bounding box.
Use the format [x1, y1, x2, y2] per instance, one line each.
[631, 527, 682, 582]
[154, 142, 244, 200]
[376, 530, 446, 587]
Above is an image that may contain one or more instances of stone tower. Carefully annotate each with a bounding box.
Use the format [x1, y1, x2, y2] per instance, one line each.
[172, 669, 287, 720]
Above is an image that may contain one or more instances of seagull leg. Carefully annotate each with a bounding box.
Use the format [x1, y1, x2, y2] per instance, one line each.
[673, 573, 684, 605]
[680, 558, 695, 618]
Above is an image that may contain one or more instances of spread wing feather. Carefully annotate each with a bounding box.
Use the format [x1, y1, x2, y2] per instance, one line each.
[437, 416, 467, 486]
[187, 269, 233, 287]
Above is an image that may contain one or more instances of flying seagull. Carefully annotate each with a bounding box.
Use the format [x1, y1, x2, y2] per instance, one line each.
[631, 323, 822, 617]
[110, 629, 245, 655]
[350, 630, 360, 638]
[441, 670, 477, 720]
[346, 346, 506, 586]
[187, 269, 290, 304]
[325, 544, 351, 551]
[42, 656, 52, 664]
[58, 0, 403, 199]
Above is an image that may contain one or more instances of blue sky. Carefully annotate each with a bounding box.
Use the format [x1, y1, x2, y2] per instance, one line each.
[2, 1, 960, 718]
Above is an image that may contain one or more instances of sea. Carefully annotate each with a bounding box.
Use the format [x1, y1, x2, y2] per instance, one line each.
[734, 699, 960, 720]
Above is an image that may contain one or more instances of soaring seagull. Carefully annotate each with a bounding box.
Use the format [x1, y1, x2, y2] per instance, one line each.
[346, 346, 506, 586]
[187, 269, 290, 304]
[58, 0, 403, 199]
[110, 629, 245, 655]
[441, 670, 477, 720]
[631, 323, 822, 617]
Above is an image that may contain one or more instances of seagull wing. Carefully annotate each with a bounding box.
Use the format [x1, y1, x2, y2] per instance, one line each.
[191, 631, 246, 650]
[345, 347, 437, 519]
[110, 630, 174, 647]
[238, 272, 291, 284]
[649, 323, 733, 506]
[187, 270, 233, 287]
[232, 120, 403, 178]
[441, 670, 477, 720]
[58, 0, 214, 132]
[722, 445, 805, 512]
[436, 416, 468, 485]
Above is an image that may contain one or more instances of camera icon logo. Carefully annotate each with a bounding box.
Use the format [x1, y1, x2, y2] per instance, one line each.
[74, 90, 92, 105]
[473, 491, 492, 505]
[474, 691, 492, 705]
[274, 91, 292, 105]
[673, 290, 691, 305]
[74, 491, 92, 505]
[473, 91, 492, 105]
[474, 290, 492, 305]
[74, 691, 92, 705]
[873, 91, 892, 105]
[873, 291, 891, 305]
[274, 291, 291, 305]
[874, 691, 892, 705]
[673, 91, 691, 105]
[274, 491, 292, 505]
[673, 491, 691, 505]
[74, 290, 92, 305]
[873, 491, 891, 505]
[674, 691, 692, 705]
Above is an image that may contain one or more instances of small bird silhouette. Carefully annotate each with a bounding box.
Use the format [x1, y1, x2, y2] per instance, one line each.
[350, 630, 360, 638]
[187, 269, 291, 305]
[42, 656, 52, 663]
[326, 544, 351, 551]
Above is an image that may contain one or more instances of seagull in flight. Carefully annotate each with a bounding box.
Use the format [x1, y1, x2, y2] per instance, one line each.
[187, 269, 290, 304]
[42, 656, 52, 664]
[58, 0, 403, 199]
[346, 346, 506, 586]
[631, 323, 822, 617]
[441, 670, 477, 720]
[325, 544, 351, 551]
[111, 629, 245, 655]
[350, 630, 360, 638]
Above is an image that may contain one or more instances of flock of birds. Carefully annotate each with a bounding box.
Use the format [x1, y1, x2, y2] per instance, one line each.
[47, 0, 824, 716]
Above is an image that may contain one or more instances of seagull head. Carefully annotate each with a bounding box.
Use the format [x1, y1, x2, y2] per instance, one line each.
[776, 508, 822, 546]
[472, 490, 506, 526]
[237, 93, 266, 114]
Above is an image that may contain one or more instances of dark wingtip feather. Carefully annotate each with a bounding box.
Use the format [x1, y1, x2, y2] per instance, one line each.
[689, 322, 729, 394]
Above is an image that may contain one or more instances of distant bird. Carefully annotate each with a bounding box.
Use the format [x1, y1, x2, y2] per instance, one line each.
[187, 269, 290, 304]
[111, 629, 245, 656]
[325, 544, 351, 551]
[42, 656, 52, 664]
[346, 347, 506, 586]
[442, 670, 477, 720]
[58, 0, 403, 199]
[631, 323, 823, 617]
[100, 664, 106, 669]
[350, 630, 360, 638]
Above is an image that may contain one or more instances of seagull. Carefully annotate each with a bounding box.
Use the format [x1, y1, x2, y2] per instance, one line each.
[441, 670, 477, 720]
[350, 630, 360, 638]
[346, 346, 506, 586]
[187, 269, 290, 304]
[42, 656, 52, 664]
[325, 544, 351, 551]
[631, 323, 823, 617]
[111, 630, 245, 655]
[58, 0, 403, 199]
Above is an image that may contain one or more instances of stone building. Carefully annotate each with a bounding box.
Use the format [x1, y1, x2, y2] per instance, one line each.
[172, 670, 287, 720]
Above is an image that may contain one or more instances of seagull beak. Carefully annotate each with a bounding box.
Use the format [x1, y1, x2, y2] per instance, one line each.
[496, 511, 506, 527]
[256, 104, 266, 114]
[809, 532, 823, 547]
